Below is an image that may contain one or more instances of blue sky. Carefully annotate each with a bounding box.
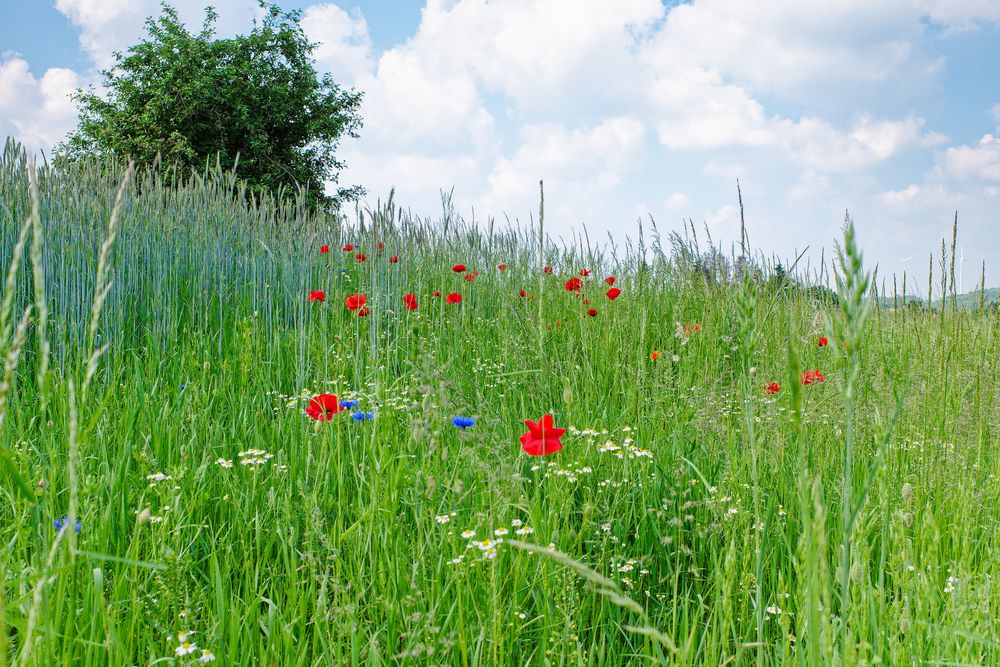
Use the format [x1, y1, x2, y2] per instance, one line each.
[2, 1, 999, 292]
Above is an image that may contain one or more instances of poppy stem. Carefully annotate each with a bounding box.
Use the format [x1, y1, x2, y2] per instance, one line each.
[538, 180, 545, 382]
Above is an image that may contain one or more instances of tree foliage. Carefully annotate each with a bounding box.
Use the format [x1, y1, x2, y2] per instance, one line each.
[57, 2, 363, 209]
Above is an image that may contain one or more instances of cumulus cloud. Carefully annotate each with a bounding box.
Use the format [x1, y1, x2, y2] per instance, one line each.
[941, 134, 1000, 181]
[0, 57, 81, 152]
[302, 4, 374, 87]
[54, 0, 264, 68]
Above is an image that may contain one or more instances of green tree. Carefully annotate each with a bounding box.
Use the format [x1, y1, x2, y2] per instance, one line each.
[57, 2, 363, 209]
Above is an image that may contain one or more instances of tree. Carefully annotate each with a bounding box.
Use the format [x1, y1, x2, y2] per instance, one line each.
[56, 2, 363, 209]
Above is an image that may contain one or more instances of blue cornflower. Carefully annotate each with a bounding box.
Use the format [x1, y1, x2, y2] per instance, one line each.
[340, 400, 359, 409]
[351, 411, 374, 421]
[452, 416, 476, 429]
[53, 516, 82, 533]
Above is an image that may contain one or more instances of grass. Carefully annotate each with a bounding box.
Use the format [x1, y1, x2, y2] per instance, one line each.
[2, 138, 1000, 665]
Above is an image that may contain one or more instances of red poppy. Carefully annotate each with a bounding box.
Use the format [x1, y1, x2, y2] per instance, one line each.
[403, 294, 418, 311]
[544, 266, 553, 275]
[357, 306, 370, 317]
[763, 382, 781, 395]
[452, 264, 466, 273]
[445, 292, 462, 304]
[564, 277, 583, 292]
[606, 287, 621, 301]
[817, 336, 829, 347]
[800, 370, 825, 385]
[345, 294, 366, 311]
[389, 255, 399, 264]
[582, 298, 591, 304]
[355, 253, 367, 262]
[683, 323, 700, 335]
[342, 244, 353, 252]
[520, 414, 565, 456]
[518, 289, 527, 298]
[651, 350, 660, 361]
[587, 309, 598, 317]
[308, 290, 325, 302]
[432, 291, 442, 297]
[498, 263, 507, 271]
[464, 271, 478, 282]
[306, 393, 342, 421]
[605, 276, 616, 286]
[378, 242, 384, 251]
[578, 269, 591, 276]
[320, 245, 329, 254]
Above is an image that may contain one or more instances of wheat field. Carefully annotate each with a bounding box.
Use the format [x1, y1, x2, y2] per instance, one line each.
[1, 140, 998, 665]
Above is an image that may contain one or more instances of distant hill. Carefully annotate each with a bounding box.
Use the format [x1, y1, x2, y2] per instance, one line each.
[876, 287, 999, 311]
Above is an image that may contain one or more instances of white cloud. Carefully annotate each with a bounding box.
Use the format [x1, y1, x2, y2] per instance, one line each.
[0, 57, 81, 152]
[877, 183, 922, 206]
[941, 134, 1000, 181]
[54, 0, 263, 69]
[302, 4, 374, 87]
[481, 116, 645, 224]
[664, 192, 691, 210]
[921, 0, 1000, 29]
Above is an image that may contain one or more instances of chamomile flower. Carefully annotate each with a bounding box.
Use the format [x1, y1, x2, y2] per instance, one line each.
[175, 641, 198, 656]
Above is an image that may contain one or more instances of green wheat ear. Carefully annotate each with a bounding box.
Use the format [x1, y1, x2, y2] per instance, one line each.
[829, 214, 872, 659]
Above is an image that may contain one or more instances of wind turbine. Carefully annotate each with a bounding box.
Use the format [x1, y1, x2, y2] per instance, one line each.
[958, 245, 966, 294]
[899, 254, 914, 297]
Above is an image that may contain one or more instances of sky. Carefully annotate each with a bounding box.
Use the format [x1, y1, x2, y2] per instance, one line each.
[2, 1, 999, 295]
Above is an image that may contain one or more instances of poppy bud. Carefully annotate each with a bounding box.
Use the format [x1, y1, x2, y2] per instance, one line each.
[562, 377, 572, 406]
[901, 482, 914, 503]
[137, 508, 151, 525]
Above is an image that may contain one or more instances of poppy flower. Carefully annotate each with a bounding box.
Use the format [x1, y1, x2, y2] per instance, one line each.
[606, 287, 621, 301]
[452, 416, 476, 429]
[682, 323, 700, 335]
[520, 414, 565, 456]
[498, 264, 507, 271]
[582, 298, 591, 305]
[403, 294, 418, 311]
[544, 266, 553, 275]
[320, 245, 329, 254]
[564, 277, 583, 292]
[306, 393, 342, 421]
[432, 291, 442, 297]
[762, 382, 781, 395]
[587, 309, 598, 317]
[651, 350, 660, 361]
[464, 271, 478, 282]
[800, 370, 825, 385]
[389, 255, 399, 264]
[518, 290, 527, 298]
[357, 306, 370, 317]
[378, 242, 384, 251]
[355, 253, 367, 262]
[818, 336, 829, 347]
[308, 290, 325, 302]
[345, 294, 366, 311]
[605, 276, 616, 286]
[446, 292, 462, 304]
[578, 269, 591, 276]
[453, 264, 466, 273]
[342, 244, 354, 252]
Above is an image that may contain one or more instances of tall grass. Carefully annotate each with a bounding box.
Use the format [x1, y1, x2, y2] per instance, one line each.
[1, 138, 999, 665]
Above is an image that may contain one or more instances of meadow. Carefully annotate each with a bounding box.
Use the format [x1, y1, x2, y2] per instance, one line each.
[1, 138, 999, 665]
